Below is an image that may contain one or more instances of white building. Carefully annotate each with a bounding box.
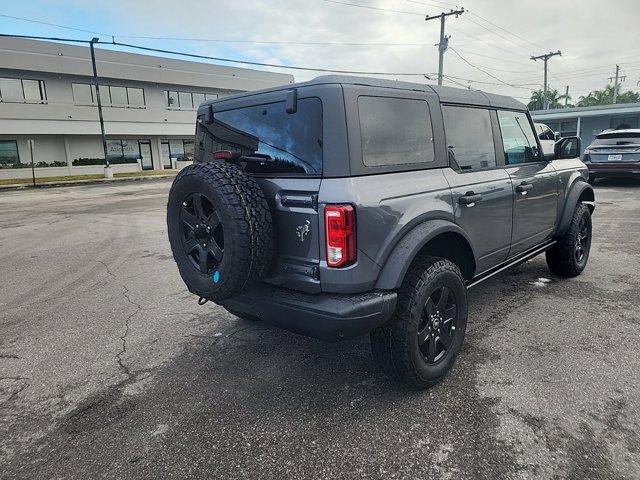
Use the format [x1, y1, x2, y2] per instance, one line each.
[0, 37, 293, 178]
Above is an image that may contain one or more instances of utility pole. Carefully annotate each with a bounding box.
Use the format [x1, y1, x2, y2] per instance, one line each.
[89, 37, 111, 175]
[608, 64, 626, 104]
[425, 8, 464, 86]
[531, 51, 562, 110]
[564, 85, 570, 108]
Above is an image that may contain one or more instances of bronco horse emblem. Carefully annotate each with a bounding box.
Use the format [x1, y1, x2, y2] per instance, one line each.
[296, 220, 311, 243]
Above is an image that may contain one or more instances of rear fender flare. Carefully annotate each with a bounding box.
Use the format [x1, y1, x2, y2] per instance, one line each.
[556, 180, 595, 236]
[374, 220, 476, 290]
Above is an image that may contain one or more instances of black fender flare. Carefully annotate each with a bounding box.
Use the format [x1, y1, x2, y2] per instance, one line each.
[556, 180, 595, 237]
[374, 220, 477, 290]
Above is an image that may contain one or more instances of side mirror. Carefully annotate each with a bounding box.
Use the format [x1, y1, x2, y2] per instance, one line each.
[554, 132, 560, 141]
[554, 136, 581, 159]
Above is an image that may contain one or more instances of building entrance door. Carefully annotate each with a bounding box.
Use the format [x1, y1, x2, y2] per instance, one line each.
[139, 141, 153, 170]
[161, 141, 172, 169]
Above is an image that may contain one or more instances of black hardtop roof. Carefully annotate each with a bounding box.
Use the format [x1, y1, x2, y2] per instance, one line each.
[207, 74, 526, 111]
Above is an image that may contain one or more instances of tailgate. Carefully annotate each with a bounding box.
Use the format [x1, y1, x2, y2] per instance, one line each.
[256, 177, 322, 293]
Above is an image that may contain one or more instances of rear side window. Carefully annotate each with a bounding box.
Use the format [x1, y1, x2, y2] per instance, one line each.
[592, 132, 640, 146]
[443, 106, 496, 171]
[358, 96, 434, 167]
[497, 110, 541, 164]
[210, 98, 322, 175]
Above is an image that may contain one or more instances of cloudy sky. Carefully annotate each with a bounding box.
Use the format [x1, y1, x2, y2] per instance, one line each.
[1, 0, 640, 103]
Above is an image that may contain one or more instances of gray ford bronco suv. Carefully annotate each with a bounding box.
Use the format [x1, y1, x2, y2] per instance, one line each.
[167, 76, 595, 388]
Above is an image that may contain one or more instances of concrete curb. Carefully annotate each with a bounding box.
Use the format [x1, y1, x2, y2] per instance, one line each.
[0, 173, 177, 191]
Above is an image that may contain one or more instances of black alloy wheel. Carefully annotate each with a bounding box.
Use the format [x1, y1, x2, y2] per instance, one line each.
[418, 285, 459, 364]
[574, 216, 589, 265]
[180, 192, 224, 275]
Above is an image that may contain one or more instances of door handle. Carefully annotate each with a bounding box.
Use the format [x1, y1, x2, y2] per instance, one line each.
[515, 182, 533, 194]
[458, 192, 482, 205]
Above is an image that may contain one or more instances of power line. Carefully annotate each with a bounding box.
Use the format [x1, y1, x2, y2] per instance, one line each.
[0, 13, 110, 36]
[116, 36, 427, 47]
[106, 40, 434, 76]
[448, 47, 540, 90]
[322, 0, 423, 16]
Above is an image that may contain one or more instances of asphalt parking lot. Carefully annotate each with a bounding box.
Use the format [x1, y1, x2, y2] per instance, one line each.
[1, 177, 639, 479]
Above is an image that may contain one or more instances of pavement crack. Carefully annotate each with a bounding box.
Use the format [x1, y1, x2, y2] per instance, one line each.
[96, 260, 117, 280]
[116, 285, 143, 379]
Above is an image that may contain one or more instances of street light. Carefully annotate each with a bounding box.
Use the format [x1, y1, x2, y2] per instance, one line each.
[89, 37, 111, 177]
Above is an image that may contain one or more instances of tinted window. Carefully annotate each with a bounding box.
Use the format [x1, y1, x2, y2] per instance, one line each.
[498, 110, 540, 164]
[358, 96, 434, 167]
[211, 97, 322, 175]
[593, 132, 640, 146]
[443, 106, 496, 171]
[0, 140, 20, 165]
[540, 126, 555, 141]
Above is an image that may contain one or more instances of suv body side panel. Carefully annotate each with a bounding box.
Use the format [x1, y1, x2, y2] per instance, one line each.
[318, 169, 454, 293]
[505, 161, 559, 255]
[443, 167, 513, 274]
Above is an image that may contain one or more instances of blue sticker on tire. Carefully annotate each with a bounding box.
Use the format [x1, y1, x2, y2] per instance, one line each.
[212, 271, 220, 283]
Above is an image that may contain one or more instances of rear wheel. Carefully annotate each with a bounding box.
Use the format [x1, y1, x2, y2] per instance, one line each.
[546, 203, 592, 277]
[371, 256, 467, 389]
[588, 174, 597, 185]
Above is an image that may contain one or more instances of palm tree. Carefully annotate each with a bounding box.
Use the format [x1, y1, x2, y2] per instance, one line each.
[577, 85, 640, 107]
[528, 88, 570, 110]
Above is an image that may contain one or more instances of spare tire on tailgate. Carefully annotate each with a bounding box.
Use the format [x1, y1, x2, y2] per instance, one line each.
[167, 161, 273, 302]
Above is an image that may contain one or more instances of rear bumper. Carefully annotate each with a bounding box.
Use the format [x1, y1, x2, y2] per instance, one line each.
[220, 284, 397, 341]
[587, 162, 640, 175]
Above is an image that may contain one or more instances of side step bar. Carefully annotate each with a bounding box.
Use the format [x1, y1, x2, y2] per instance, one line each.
[467, 240, 557, 289]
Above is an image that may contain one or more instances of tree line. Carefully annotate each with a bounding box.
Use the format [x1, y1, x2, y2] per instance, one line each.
[528, 84, 640, 110]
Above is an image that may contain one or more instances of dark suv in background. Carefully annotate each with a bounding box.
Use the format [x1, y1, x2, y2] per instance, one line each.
[167, 76, 595, 388]
[583, 129, 640, 183]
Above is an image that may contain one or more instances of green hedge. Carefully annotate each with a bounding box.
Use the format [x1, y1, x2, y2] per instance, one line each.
[72, 157, 138, 166]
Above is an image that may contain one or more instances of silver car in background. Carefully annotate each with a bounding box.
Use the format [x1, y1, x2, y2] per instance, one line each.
[582, 129, 640, 183]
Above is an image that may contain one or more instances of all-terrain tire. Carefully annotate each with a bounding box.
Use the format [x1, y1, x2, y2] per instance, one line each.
[167, 162, 273, 302]
[546, 202, 592, 277]
[370, 256, 468, 389]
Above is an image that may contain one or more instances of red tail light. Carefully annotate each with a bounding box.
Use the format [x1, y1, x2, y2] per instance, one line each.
[213, 150, 239, 160]
[325, 204, 356, 268]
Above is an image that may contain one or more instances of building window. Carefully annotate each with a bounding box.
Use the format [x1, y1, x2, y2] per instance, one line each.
[0, 140, 20, 165]
[71, 83, 146, 108]
[0, 78, 46, 103]
[106, 139, 141, 160]
[127, 88, 145, 108]
[164, 90, 218, 110]
[611, 117, 638, 130]
[72, 83, 94, 106]
[560, 120, 578, 137]
[162, 139, 195, 160]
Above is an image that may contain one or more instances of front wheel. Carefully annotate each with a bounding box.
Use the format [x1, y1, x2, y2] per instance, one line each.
[370, 256, 468, 389]
[546, 203, 592, 277]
